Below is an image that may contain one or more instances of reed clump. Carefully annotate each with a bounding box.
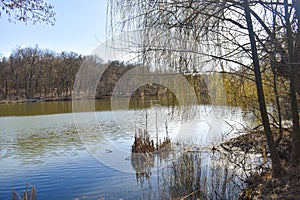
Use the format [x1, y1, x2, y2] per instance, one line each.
[131, 129, 171, 153]
[132, 129, 155, 153]
[12, 183, 36, 200]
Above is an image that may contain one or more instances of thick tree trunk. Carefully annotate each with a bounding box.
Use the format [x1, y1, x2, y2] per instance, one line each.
[244, 0, 281, 176]
[285, 0, 300, 164]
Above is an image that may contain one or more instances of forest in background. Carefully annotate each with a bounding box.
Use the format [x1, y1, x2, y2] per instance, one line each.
[0, 46, 210, 103]
[0, 46, 295, 114]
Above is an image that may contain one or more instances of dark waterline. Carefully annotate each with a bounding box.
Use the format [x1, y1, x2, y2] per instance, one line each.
[0, 99, 111, 117]
[0, 98, 176, 117]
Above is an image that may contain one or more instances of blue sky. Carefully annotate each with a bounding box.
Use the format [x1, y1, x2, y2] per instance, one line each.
[0, 0, 107, 57]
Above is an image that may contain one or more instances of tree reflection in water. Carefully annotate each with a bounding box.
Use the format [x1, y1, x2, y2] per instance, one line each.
[131, 148, 244, 199]
[131, 153, 154, 187]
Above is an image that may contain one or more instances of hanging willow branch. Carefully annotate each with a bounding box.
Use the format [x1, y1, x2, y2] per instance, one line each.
[107, 0, 297, 76]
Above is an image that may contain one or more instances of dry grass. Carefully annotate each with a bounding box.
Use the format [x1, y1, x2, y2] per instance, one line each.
[12, 183, 36, 200]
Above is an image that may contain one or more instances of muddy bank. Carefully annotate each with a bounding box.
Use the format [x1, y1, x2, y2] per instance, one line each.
[221, 126, 300, 199]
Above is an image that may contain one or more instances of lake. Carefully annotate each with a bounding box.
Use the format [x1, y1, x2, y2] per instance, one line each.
[0, 100, 256, 199]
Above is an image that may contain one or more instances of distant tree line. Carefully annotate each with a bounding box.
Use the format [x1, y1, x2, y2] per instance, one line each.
[0, 47, 139, 101]
[0, 46, 291, 112]
[0, 46, 212, 103]
[0, 46, 83, 101]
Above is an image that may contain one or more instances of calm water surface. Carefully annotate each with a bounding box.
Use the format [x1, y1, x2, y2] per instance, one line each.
[0, 100, 255, 199]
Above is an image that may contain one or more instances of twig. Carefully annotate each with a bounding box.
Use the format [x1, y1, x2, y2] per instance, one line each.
[179, 189, 200, 200]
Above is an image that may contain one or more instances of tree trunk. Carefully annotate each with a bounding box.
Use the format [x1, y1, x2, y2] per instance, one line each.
[244, 0, 281, 176]
[285, 0, 300, 164]
[5, 80, 8, 99]
[15, 73, 19, 98]
[272, 60, 283, 146]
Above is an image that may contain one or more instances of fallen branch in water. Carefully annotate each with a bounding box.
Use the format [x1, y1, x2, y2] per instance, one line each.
[180, 189, 200, 199]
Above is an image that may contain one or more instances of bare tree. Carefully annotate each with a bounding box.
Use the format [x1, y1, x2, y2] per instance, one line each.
[0, 46, 84, 101]
[243, 0, 281, 175]
[284, 0, 300, 164]
[107, 0, 300, 175]
[0, 0, 55, 24]
[0, 57, 10, 99]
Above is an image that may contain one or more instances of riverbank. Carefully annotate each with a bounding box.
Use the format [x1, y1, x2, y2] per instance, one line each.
[0, 97, 72, 104]
[221, 126, 300, 199]
[0, 96, 113, 104]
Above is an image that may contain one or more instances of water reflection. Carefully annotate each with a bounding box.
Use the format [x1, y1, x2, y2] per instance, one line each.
[0, 99, 112, 116]
[13, 125, 83, 164]
[0, 104, 254, 199]
[131, 153, 154, 186]
[130, 147, 244, 199]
